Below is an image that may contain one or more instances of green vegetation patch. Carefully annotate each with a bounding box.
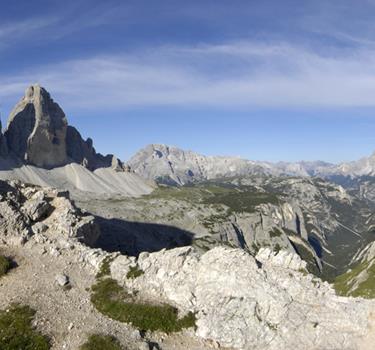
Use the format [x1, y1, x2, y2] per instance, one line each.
[126, 265, 144, 279]
[193, 236, 224, 252]
[91, 278, 196, 333]
[202, 187, 281, 214]
[80, 334, 123, 350]
[269, 228, 283, 238]
[145, 182, 282, 215]
[0, 255, 11, 277]
[96, 256, 115, 279]
[0, 304, 50, 350]
[334, 260, 375, 298]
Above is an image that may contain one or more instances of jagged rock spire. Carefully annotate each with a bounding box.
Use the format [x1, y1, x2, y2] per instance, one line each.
[4, 84, 126, 171]
[5, 84, 68, 168]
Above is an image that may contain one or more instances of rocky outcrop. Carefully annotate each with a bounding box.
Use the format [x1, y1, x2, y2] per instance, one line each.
[5, 84, 68, 168]
[110, 246, 374, 350]
[66, 126, 126, 171]
[0, 179, 100, 246]
[4, 84, 127, 172]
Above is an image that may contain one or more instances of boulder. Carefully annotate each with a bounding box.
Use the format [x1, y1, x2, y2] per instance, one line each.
[22, 191, 51, 221]
[55, 274, 69, 287]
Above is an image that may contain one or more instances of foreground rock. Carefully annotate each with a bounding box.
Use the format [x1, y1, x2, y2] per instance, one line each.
[111, 246, 374, 350]
[0, 179, 99, 246]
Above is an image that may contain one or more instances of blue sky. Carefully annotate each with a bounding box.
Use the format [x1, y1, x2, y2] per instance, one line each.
[1, 0, 375, 162]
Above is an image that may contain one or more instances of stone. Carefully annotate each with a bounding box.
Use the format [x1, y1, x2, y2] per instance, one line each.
[22, 191, 51, 221]
[31, 222, 48, 234]
[56, 274, 69, 287]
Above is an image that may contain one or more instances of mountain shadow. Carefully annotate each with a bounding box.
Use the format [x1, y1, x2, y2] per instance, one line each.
[89, 215, 194, 257]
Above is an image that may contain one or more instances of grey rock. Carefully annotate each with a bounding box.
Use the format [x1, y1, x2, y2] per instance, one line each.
[32, 222, 48, 234]
[0, 180, 100, 246]
[55, 274, 69, 287]
[22, 191, 51, 221]
[111, 246, 374, 350]
[66, 125, 117, 171]
[0, 119, 8, 158]
[3, 84, 130, 174]
[5, 84, 68, 168]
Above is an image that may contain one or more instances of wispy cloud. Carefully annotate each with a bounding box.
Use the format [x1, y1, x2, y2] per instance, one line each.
[0, 17, 59, 46]
[0, 2, 127, 51]
[3, 40, 375, 111]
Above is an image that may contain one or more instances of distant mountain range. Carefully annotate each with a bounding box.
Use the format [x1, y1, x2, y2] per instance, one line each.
[2, 84, 375, 197]
[128, 143, 375, 186]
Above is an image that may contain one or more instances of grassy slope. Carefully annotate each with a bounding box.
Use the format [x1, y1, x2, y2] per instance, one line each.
[334, 260, 375, 298]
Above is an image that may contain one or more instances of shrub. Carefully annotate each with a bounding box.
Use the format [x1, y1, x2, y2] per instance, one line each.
[96, 256, 115, 279]
[269, 228, 283, 238]
[80, 334, 123, 350]
[0, 256, 11, 277]
[126, 265, 144, 279]
[0, 304, 50, 349]
[91, 278, 196, 333]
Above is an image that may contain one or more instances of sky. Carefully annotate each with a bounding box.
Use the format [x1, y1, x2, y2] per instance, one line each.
[1, 0, 375, 163]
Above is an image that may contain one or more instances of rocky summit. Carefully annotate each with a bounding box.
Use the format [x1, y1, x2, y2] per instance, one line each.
[1, 86, 375, 349]
[0, 85, 154, 197]
[4, 84, 121, 170]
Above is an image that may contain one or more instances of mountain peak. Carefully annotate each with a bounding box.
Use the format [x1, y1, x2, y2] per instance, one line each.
[3, 84, 124, 171]
[5, 84, 68, 167]
[24, 84, 51, 102]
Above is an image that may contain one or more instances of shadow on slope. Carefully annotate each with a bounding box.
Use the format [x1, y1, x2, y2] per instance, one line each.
[89, 215, 194, 256]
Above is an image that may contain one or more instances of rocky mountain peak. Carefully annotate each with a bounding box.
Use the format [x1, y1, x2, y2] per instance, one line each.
[5, 84, 68, 168]
[3, 84, 127, 172]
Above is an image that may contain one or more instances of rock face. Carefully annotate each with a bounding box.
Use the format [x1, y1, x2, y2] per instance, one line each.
[0, 179, 100, 246]
[66, 126, 127, 171]
[111, 246, 374, 350]
[128, 144, 276, 185]
[5, 84, 68, 168]
[3, 84, 126, 172]
[0, 119, 8, 158]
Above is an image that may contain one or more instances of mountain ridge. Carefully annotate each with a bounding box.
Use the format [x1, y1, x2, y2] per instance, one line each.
[128, 143, 375, 185]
